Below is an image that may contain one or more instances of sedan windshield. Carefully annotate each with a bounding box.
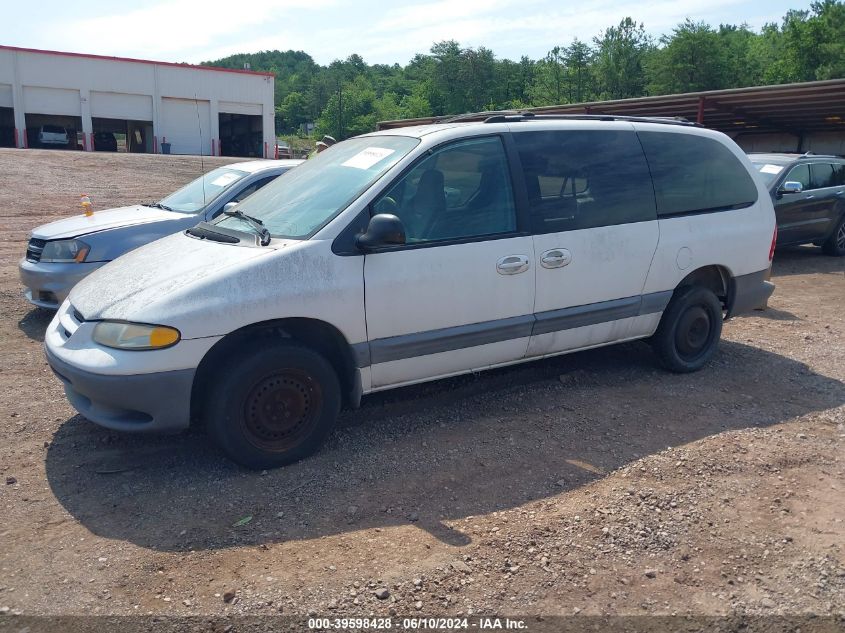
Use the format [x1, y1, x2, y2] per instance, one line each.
[216, 136, 419, 239]
[750, 160, 787, 187]
[159, 167, 249, 213]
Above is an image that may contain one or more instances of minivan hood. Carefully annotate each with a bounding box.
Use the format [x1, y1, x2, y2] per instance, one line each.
[31, 205, 190, 240]
[69, 231, 278, 321]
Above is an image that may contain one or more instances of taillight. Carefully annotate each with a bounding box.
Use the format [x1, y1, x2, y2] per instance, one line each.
[769, 224, 777, 261]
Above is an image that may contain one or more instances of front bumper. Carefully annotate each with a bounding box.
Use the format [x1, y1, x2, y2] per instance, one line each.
[45, 345, 194, 433]
[728, 269, 776, 317]
[19, 258, 105, 309]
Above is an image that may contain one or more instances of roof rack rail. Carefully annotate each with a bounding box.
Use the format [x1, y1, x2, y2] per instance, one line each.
[800, 151, 839, 157]
[482, 113, 700, 127]
[436, 110, 521, 124]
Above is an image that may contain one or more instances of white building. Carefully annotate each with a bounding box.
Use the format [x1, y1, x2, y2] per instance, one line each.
[0, 45, 275, 157]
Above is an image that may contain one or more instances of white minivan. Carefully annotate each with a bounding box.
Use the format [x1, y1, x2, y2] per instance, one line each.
[44, 116, 776, 468]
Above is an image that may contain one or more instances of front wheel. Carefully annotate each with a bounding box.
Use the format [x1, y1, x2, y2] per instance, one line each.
[651, 286, 723, 373]
[206, 341, 341, 469]
[821, 214, 845, 256]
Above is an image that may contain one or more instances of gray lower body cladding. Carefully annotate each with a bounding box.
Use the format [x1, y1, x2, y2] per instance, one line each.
[45, 346, 194, 433]
[728, 269, 775, 317]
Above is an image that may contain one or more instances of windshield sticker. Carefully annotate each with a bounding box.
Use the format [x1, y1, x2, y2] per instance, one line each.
[210, 172, 240, 187]
[759, 164, 784, 175]
[342, 147, 396, 170]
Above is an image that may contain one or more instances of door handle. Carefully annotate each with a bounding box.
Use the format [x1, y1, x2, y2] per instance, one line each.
[540, 248, 572, 269]
[496, 255, 530, 275]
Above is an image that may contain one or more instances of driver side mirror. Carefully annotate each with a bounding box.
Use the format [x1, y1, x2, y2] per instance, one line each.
[356, 214, 406, 251]
[778, 181, 803, 195]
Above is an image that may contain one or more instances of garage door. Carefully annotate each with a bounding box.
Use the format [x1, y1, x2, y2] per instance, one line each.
[0, 84, 11, 109]
[160, 97, 211, 155]
[90, 92, 153, 121]
[23, 86, 81, 116]
[219, 101, 262, 116]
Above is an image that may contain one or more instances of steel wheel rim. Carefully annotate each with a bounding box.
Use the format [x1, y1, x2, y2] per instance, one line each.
[837, 222, 845, 249]
[676, 305, 712, 360]
[242, 369, 322, 452]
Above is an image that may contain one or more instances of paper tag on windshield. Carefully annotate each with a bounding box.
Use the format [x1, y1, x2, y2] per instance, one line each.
[759, 164, 783, 175]
[211, 172, 240, 187]
[342, 147, 395, 170]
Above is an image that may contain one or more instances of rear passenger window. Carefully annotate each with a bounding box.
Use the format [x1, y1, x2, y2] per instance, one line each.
[638, 132, 758, 217]
[513, 130, 656, 233]
[810, 163, 836, 189]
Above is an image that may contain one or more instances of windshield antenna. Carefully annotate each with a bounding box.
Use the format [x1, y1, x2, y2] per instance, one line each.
[195, 94, 206, 206]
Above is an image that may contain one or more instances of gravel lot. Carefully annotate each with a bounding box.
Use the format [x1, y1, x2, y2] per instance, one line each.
[0, 148, 843, 623]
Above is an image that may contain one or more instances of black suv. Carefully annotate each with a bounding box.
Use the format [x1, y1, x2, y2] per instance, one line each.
[749, 153, 845, 256]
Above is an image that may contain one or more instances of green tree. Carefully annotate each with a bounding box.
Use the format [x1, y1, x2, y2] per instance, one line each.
[529, 47, 567, 105]
[593, 18, 652, 99]
[564, 40, 593, 102]
[647, 20, 727, 94]
[276, 91, 310, 133]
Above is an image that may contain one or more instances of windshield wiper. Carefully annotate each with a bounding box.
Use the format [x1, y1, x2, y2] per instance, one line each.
[145, 201, 175, 211]
[223, 209, 271, 246]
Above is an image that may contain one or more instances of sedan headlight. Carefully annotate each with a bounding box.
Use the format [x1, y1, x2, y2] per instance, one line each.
[92, 321, 180, 350]
[40, 239, 90, 263]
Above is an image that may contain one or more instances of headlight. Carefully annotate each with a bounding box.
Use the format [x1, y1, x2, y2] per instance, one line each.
[92, 321, 181, 350]
[40, 239, 90, 263]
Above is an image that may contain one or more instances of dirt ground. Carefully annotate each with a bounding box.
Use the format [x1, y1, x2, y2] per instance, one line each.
[0, 148, 843, 625]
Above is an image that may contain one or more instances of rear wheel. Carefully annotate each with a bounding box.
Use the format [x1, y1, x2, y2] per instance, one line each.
[821, 214, 845, 256]
[651, 285, 723, 373]
[206, 341, 341, 469]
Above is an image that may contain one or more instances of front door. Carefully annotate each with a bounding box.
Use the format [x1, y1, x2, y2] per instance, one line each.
[363, 135, 535, 389]
[510, 128, 660, 357]
[776, 163, 827, 244]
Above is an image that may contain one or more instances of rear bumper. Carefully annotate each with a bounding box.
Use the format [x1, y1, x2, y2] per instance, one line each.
[19, 259, 105, 309]
[45, 345, 194, 433]
[728, 269, 775, 317]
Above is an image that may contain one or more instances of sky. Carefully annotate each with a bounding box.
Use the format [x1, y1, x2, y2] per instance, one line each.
[4, 0, 815, 66]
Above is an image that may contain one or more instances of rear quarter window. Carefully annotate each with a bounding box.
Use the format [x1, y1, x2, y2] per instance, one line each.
[638, 132, 758, 217]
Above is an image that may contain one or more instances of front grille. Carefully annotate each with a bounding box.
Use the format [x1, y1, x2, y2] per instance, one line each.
[59, 304, 85, 341]
[26, 238, 46, 263]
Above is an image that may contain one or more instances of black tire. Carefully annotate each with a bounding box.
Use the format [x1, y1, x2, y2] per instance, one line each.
[821, 213, 845, 256]
[206, 341, 341, 469]
[651, 285, 723, 373]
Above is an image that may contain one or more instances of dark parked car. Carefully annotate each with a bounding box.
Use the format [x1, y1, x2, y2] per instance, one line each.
[749, 153, 845, 256]
[93, 132, 118, 152]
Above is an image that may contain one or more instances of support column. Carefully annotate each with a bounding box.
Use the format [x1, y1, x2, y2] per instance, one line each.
[80, 89, 93, 151]
[11, 51, 26, 148]
[152, 65, 162, 153]
[263, 103, 274, 159]
[210, 99, 219, 156]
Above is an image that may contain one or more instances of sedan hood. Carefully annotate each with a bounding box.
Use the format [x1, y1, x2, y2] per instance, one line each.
[69, 231, 278, 322]
[31, 205, 190, 240]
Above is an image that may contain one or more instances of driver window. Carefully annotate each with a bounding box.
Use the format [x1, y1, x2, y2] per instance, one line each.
[372, 136, 517, 243]
[785, 164, 811, 190]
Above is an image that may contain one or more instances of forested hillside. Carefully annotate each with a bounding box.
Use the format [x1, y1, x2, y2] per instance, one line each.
[203, 0, 844, 139]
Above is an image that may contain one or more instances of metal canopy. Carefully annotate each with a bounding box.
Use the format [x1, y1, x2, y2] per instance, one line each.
[377, 79, 845, 135]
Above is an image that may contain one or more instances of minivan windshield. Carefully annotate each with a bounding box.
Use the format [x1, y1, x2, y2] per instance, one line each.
[159, 166, 249, 213]
[216, 136, 419, 239]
